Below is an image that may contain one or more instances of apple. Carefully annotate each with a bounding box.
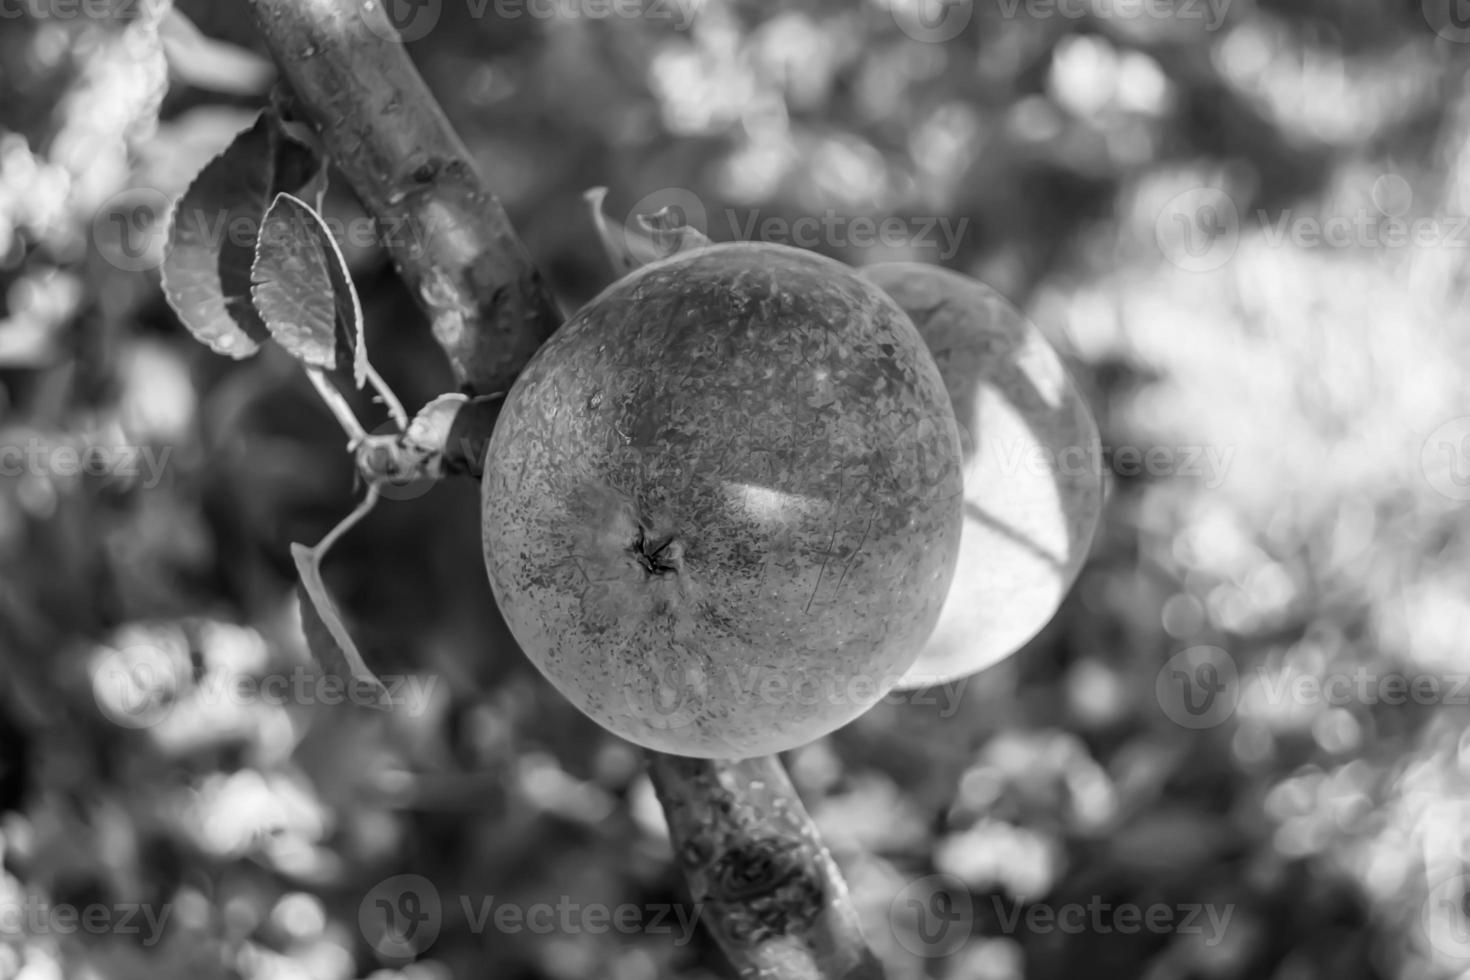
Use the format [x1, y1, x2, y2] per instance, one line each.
[481, 242, 964, 757]
[860, 263, 1103, 690]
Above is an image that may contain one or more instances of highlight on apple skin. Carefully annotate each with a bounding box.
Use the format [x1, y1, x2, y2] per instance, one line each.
[482, 242, 964, 757]
[862, 262, 1103, 691]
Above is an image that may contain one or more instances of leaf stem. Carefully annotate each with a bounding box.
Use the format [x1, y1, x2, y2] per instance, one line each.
[313, 483, 380, 560]
[305, 367, 368, 444]
[292, 484, 388, 705]
[365, 363, 410, 432]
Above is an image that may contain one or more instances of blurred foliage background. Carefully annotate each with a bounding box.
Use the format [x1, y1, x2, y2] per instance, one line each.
[1, 0, 1469, 978]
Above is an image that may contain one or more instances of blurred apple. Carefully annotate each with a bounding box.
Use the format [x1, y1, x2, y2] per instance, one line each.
[482, 243, 963, 757]
[863, 263, 1103, 690]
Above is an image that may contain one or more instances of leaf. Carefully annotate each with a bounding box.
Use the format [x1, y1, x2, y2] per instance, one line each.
[636, 206, 713, 257]
[162, 110, 327, 358]
[585, 186, 712, 277]
[404, 393, 469, 466]
[251, 193, 368, 389]
[292, 543, 390, 709]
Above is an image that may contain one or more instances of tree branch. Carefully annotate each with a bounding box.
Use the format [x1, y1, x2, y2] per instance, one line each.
[240, 3, 886, 976]
[649, 754, 886, 980]
[245, 0, 560, 402]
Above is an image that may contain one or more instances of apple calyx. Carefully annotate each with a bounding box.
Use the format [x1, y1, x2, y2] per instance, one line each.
[632, 527, 682, 577]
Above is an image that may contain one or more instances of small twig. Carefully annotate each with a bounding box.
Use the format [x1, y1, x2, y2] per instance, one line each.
[305, 367, 367, 444]
[365, 363, 409, 431]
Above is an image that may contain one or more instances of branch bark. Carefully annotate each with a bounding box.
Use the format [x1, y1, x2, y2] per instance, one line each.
[246, 0, 561, 401]
[241, 3, 887, 976]
[649, 754, 887, 980]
